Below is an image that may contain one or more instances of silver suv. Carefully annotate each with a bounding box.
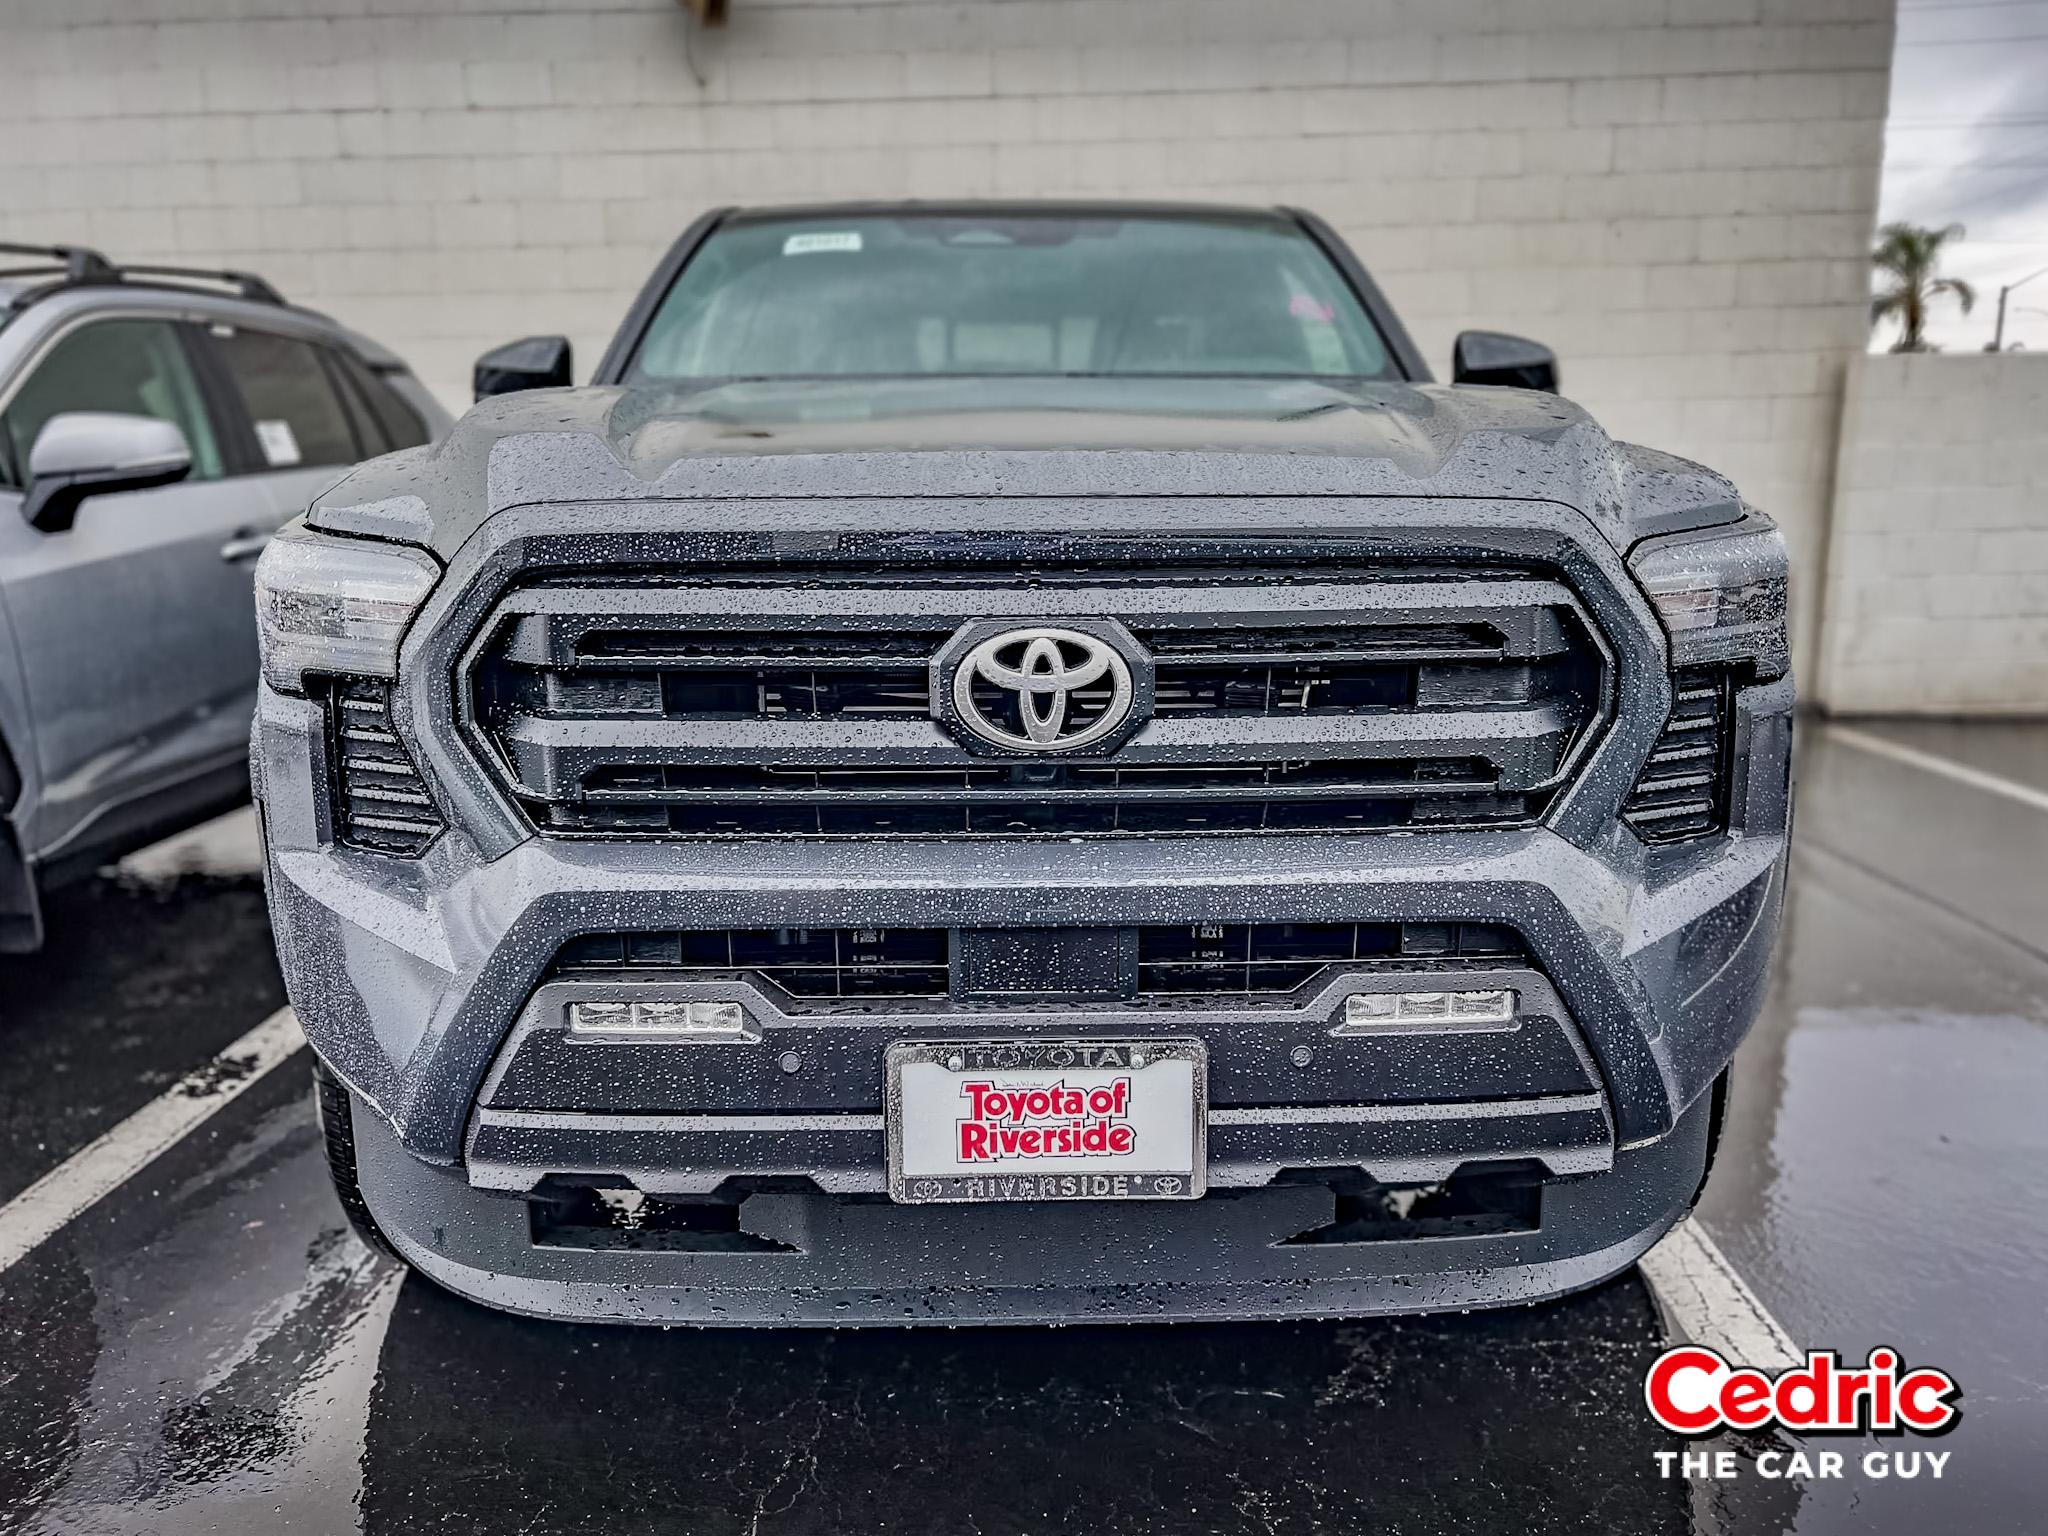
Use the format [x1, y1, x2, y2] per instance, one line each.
[0, 244, 449, 951]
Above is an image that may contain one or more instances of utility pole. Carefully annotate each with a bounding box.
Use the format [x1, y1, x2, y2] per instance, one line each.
[1989, 264, 2048, 351]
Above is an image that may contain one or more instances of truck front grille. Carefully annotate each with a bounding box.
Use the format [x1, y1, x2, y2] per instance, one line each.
[466, 567, 1608, 840]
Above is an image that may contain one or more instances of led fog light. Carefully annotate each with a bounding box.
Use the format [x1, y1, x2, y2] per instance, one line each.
[1335, 988, 1516, 1032]
[568, 1000, 758, 1040]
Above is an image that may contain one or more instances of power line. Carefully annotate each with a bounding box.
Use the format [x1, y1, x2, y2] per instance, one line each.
[1890, 113, 2048, 127]
[1890, 135, 2048, 169]
[1889, 123, 2048, 158]
[1896, 30, 2048, 44]
[1937, 166, 2048, 217]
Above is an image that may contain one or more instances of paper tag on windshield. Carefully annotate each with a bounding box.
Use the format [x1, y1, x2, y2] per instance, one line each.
[254, 419, 302, 467]
[783, 231, 862, 256]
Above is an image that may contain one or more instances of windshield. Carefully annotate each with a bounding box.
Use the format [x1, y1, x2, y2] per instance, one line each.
[625, 212, 1396, 384]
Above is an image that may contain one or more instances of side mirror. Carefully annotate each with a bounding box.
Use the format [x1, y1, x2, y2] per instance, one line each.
[1451, 331, 1559, 393]
[23, 413, 192, 533]
[474, 336, 573, 400]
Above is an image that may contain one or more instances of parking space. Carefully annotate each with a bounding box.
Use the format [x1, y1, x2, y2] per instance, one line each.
[0, 718, 2043, 1535]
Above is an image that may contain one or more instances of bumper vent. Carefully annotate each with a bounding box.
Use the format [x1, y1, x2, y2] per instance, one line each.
[554, 927, 949, 998]
[324, 678, 443, 856]
[1137, 921, 1526, 997]
[1622, 667, 1731, 845]
[467, 568, 1609, 841]
[549, 922, 1530, 1005]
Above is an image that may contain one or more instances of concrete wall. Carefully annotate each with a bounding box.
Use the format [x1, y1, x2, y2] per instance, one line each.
[1, 0, 1893, 673]
[1818, 353, 2048, 716]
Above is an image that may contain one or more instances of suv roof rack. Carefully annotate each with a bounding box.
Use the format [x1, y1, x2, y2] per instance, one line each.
[0, 242, 287, 311]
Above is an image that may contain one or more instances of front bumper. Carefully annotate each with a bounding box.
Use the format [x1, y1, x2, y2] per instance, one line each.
[349, 1079, 1716, 1326]
[260, 671, 1787, 1324]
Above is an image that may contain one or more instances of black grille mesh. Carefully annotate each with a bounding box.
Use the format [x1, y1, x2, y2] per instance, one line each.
[325, 678, 443, 856]
[1622, 667, 1731, 845]
[1137, 921, 1526, 996]
[550, 922, 1530, 1003]
[554, 927, 946, 997]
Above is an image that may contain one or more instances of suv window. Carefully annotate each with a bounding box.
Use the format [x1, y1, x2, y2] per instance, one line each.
[627, 213, 1395, 383]
[1, 318, 224, 487]
[329, 349, 431, 454]
[210, 326, 360, 471]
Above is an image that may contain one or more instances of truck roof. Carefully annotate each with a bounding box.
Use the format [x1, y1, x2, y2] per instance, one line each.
[715, 199, 1297, 223]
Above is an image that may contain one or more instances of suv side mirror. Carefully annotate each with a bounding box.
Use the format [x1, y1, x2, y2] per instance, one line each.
[474, 336, 573, 400]
[1451, 331, 1559, 393]
[23, 413, 192, 533]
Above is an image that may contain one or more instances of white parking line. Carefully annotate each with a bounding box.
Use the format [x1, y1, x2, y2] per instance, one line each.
[1639, 1218, 1802, 1371]
[0, 1007, 304, 1277]
[1829, 725, 2048, 817]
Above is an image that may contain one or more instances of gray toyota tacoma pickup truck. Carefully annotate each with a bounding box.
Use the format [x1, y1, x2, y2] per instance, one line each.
[254, 202, 1792, 1326]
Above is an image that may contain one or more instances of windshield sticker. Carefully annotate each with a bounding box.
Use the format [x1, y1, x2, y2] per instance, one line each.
[1289, 293, 1336, 322]
[783, 231, 863, 256]
[254, 419, 302, 467]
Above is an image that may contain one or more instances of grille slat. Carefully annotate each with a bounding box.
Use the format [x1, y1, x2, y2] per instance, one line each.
[468, 572, 1607, 841]
[574, 763, 1502, 804]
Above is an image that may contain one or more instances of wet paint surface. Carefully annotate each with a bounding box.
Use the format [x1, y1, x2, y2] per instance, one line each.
[1, 723, 2044, 1532]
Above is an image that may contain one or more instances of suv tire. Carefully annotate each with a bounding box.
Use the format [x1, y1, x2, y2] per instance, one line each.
[312, 1058, 403, 1265]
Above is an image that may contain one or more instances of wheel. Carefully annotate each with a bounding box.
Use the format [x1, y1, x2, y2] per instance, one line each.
[312, 1058, 404, 1264]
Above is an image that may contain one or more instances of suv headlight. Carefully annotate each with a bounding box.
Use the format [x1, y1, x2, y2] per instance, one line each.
[254, 525, 440, 695]
[1627, 512, 1789, 680]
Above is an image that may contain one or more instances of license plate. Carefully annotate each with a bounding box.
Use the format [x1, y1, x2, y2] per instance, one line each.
[886, 1039, 1207, 1204]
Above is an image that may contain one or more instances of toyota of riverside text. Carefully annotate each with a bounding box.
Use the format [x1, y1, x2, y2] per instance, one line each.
[252, 202, 1793, 1326]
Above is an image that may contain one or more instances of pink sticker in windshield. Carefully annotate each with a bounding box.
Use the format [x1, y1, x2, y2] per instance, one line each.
[1289, 294, 1335, 322]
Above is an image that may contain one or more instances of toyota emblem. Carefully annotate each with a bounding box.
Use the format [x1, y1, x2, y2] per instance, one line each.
[949, 626, 1139, 753]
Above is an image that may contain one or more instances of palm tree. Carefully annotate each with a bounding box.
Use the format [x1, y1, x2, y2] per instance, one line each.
[1871, 222, 1975, 352]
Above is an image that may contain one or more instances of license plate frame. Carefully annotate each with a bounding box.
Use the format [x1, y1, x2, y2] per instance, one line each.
[885, 1038, 1207, 1204]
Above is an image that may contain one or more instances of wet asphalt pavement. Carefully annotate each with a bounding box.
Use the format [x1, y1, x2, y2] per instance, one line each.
[1, 716, 2043, 1535]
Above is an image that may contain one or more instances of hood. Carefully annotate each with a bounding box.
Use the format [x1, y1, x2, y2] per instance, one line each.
[306, 376, 1742, 559]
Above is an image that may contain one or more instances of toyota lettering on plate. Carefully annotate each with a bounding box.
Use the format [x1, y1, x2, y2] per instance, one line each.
[886, 1040, 1207, 1203]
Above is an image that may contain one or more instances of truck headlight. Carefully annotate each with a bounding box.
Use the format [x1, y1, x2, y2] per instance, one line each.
[255, 526, 440, 695]
[1627, 512, 1789, 680]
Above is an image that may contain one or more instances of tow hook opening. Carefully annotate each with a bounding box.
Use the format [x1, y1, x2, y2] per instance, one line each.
[527, 1175, 801, 1254]
[1275, 1161, 1547, 1245]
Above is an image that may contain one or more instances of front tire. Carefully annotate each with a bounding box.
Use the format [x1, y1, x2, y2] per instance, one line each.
[1688, 1068, 1731, 1211]
[312, 1058, 403, 1264]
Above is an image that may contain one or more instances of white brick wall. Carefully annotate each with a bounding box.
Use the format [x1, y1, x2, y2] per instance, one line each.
[1, 0, 1893, 673]
[1818, 354, 2048, 715]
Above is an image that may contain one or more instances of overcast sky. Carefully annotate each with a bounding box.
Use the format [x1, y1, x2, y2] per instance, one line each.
[1880, 0, 2048, 351]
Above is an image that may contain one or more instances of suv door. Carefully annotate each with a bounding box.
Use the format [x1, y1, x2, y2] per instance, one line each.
[0, 315, 277, 864]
